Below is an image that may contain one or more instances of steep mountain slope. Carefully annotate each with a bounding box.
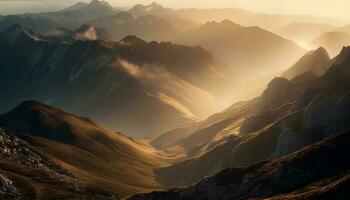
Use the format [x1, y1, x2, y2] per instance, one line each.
[173, 20, 306, 74]
[0, 25, 236, 137]
[0, 101, 172, 198]
[275, 22, 336, 44]
[130, 129, 350, 200]
[0, 127, 115, 199]
[309, 31, 350, 57]
[152, 46, 350, 187]
[281, 47, 331, 79]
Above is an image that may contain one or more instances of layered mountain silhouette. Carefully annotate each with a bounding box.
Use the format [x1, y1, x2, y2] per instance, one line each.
[275, 22, 336, 44]
[173, 20, 306, 74]
[86, 12, 181, 41]
[0, 0, 116, 33]
[174, 7, 339, 31]
[0, 25, 237, 137]
[309, 31, 350, 57]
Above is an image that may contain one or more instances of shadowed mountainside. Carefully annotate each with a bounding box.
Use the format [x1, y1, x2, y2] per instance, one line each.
[130, 129, 350, 200]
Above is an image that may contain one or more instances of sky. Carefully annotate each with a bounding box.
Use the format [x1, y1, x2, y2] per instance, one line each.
[0, 0, 349, 22]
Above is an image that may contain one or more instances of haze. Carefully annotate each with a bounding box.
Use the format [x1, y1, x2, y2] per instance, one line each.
[0, 0, 348, 23]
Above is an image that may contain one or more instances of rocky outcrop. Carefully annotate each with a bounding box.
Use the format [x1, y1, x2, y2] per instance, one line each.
[0, 174, 21, 200]
[0, 127, 116, 199]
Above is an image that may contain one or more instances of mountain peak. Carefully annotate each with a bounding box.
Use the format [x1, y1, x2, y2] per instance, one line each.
[63, 0, 113, 12]
[121, 35, 146, 45]
[150, 2, 164, 8]
[314, 47, 329, 56]
[88, 0, 113, 9]
[333, 46, 350, 65]
[282, 47, 331, 79]
[202, 19, 242, 30]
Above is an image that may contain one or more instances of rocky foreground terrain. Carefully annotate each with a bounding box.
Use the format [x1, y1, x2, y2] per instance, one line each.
[0, 128, 116, 199]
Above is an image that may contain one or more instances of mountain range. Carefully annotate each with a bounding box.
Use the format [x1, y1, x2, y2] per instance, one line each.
[1, 1, 350, 199]
[0, 24, 241, 137]
[0, 1, 308, 76]
[172, 20, 305, 74]
[2, 44, 350, 199]
[145, 46, 350, 188]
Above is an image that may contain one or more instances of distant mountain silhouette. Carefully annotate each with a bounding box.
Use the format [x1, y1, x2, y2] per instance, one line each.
[309, 31, 350, 57]
[275, 22, 336, 43]
[129, 3, 172, 17]
[173, 20, 306, 74]
[0, 0, 117, 33]
[174, 8, 339, 31]
[86, 12, 181, 41]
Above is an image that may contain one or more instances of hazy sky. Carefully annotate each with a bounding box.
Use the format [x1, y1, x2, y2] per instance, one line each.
[0, 0, 349, 22]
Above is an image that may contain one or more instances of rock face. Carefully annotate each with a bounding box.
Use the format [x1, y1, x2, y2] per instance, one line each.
[0, 174, 21, 200]
[254, 77, 305, 113]
[130, 129, 350, 200]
